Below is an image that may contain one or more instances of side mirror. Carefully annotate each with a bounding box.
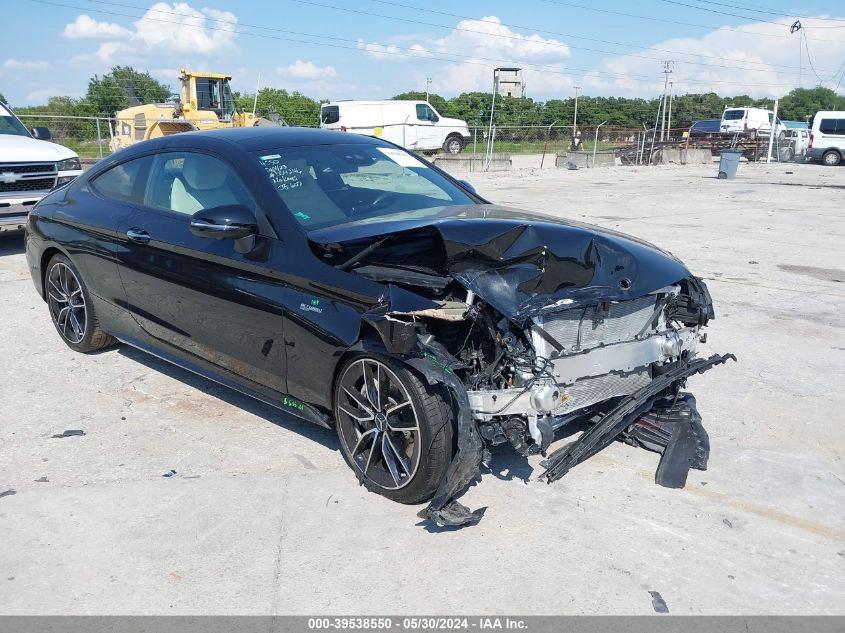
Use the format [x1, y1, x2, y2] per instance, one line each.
[190, 204, 257, 240]
[458, 179, 477, 195]
[31, 127, 52, 141]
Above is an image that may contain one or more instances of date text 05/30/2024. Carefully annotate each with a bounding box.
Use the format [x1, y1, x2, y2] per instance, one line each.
[307, 618, 528, 630]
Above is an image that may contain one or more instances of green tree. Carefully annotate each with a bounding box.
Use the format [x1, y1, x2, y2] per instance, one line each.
[0, 92, 7, 105]
[778, 87, 845, 122]
[234, 87, 321, 127]
[85, 66, 171, 117]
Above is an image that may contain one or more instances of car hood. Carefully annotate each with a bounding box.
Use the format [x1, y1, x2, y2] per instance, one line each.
[309, 204, 691, 321]
[0, 135, 78, 162]
[438, 117, 469, 129]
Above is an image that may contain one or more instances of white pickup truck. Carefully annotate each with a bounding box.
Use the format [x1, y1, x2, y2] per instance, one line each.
[1, 103, 83, 233]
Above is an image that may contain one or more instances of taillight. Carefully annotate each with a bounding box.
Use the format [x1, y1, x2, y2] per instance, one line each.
[809, 134, 813, 149]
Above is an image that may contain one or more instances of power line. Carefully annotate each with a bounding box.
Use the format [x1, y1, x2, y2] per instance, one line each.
[288, 0, 834, 76]
[536, 0, 842, 42]
[27, 0, 815, 91]
[366, 0, 841, 74]
[680, 0, 845, 25]
[658, 0, 845, 28]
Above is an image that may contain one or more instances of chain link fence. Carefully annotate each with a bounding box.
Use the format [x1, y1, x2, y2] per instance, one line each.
[13, 115, 808, 166]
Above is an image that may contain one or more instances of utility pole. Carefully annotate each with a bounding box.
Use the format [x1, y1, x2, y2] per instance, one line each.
[425, 76, 432, 104]
[666, 81, 674, 140]
[573, 85, 581, 138]
[660, 61, 673, 141]
[485, 69, 500, 170]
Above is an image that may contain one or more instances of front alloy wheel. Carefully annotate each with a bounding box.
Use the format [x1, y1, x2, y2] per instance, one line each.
[334, 355, 454, 504]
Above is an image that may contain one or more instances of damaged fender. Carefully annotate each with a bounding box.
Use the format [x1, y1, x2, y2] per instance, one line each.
[406, 345, 485, 528]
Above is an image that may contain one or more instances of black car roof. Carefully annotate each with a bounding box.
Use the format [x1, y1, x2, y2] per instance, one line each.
[157, 126, 381, 152]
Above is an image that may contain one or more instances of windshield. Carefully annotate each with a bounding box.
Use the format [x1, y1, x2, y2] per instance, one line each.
[256, 143, 476, 230]
[0, 106, 31, 137]
[723, 109, 744, 121]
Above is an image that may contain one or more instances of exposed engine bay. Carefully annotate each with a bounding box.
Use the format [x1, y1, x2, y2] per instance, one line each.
[311, 208, 736, 527]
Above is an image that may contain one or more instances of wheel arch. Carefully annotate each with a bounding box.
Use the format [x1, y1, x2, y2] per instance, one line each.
[38, 245, 71, 300]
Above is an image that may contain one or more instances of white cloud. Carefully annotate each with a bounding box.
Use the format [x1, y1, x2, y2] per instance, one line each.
[25, 88, 63, 103]
[63, 2, 239, 64]
[358, 16, 571, 95]
[132, 2, 238, 54]
[354, 14, 845, 99]
[63, 15, 132, 39]
[580, 17, 845, 98]
[3, 59, 51, 71]
[279, 60, 336, 79]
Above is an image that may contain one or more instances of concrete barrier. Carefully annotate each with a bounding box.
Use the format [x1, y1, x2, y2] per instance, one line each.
[555, 151, 616, 168]
[432, 153, 511, 172]
[681, 148, 712, 164]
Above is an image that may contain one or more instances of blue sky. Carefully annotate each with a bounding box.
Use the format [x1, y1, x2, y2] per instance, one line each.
[2, 0, 844, 107]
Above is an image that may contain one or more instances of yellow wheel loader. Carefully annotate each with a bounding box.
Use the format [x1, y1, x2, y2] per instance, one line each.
[110, 68, 283, 151]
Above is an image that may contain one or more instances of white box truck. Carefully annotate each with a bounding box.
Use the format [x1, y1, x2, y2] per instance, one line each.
[808, 111, 845, 166]
[320, 100, 471, 154]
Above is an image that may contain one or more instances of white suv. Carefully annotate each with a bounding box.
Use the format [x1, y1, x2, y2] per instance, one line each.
[1, 103, 83, 233]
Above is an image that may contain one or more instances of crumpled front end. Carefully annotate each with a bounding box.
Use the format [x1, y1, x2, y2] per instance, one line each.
[313, 208, 734, 528]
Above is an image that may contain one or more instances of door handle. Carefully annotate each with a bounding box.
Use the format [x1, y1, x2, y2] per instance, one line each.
[126, 228, 150, 244]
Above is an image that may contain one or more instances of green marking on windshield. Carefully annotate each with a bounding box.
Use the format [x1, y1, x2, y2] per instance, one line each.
[294, 211, 311, 220]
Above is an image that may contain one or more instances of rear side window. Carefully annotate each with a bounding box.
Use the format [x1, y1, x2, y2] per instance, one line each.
[819, 119, 845, 135]
[142, 151, 256, 216]
[723, 110, 744, 120]
[321, 106, 339, 124]
[91, 156, 152, 203]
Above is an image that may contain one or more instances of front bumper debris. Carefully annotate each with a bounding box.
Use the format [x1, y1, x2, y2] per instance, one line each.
[540, 353, 736, 484]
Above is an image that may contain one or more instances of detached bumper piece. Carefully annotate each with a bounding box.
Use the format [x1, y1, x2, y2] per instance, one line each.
[623, 392, 709, 488]
[541, 353, 736, 484]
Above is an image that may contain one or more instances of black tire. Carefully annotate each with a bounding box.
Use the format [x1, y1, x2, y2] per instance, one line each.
[44, 253, 117, 353]
[822, 150, 841, 167]
[333, 354, 454, 504]
[443, 135, 464, 155]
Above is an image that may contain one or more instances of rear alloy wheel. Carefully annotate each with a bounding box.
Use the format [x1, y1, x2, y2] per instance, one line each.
[822, 150, 841, 167]
[334, 355, 453, 504]
[45, 254, 116, 353]
[444, 135, 464, 155]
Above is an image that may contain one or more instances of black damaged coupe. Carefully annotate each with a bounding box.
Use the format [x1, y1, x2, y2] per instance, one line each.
[26, 128, 733, 526]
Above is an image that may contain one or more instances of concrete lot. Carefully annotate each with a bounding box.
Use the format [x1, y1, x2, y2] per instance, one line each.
[1, 160, 843, 615]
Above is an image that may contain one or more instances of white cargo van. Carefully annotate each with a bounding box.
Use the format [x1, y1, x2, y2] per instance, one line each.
[0, 102, 83, 233]
[720, 106, 786, 140]
[320, 100, 471, 154]
[808, 111, 845, 166]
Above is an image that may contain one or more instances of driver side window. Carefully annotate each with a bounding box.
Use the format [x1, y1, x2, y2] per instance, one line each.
[416, 104, 435, 122]
[142, 151, 256, 217]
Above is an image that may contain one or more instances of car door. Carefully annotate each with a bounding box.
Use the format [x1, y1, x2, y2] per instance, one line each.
[117, 149, 288, 393]
[60, 155, 154, 337]
[414, 103, 441, 150]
